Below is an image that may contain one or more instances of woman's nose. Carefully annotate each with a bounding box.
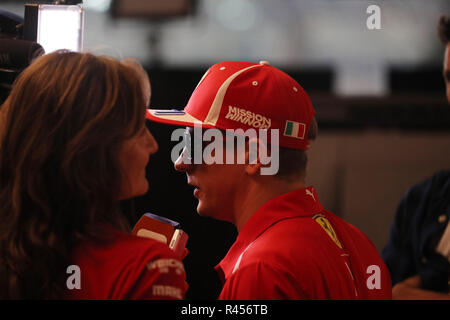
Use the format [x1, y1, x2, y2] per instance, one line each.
[147, 129, 158, 155]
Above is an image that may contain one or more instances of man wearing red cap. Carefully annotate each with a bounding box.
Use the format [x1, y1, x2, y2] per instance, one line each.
[147, 61, 392, 299]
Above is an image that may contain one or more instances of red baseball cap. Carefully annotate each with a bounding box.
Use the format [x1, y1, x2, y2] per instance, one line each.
[146, 61, 315, 150]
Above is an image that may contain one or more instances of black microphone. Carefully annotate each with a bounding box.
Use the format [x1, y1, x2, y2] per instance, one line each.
[0, 39, 45, 103]
[0, 39, 45, 71]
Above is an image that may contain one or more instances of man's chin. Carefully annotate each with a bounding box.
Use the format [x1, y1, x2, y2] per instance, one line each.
[196, 202, 217, 219]
[196, 202, 208, 217]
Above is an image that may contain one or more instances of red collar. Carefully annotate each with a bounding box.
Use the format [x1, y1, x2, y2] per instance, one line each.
[216, 186, 324, 281]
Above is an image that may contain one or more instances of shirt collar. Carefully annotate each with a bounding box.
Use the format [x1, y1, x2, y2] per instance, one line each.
[216, 186, 324, 279]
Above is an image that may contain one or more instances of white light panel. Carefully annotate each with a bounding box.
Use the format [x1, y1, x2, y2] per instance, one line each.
[37, 5, 84, 53]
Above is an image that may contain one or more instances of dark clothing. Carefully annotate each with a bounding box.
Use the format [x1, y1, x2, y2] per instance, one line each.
[382, 170, 450, 292]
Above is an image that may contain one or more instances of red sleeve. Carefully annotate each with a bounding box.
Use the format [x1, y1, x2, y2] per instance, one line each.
[129, 256, 188, 300]
[218, 262, 309, 300]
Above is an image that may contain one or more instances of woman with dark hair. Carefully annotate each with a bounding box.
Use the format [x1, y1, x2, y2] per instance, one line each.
[0, 51, 187, 299]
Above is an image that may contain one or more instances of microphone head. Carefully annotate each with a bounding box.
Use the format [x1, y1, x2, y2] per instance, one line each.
[131, 213, 179, 245]
[131, 213, 188, 258]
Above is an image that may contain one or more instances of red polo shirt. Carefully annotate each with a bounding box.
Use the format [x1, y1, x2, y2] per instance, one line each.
[216, 187, 392, 300]
[67, 225, 187, 299]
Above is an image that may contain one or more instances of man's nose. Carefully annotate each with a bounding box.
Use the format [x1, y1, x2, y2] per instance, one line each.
[174, 147, 193, 172]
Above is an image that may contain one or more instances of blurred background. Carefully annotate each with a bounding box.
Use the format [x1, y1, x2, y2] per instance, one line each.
[1, 0, 450, 299]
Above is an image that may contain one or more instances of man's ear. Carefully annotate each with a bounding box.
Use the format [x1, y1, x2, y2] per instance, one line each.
[244, 137, 262, 176]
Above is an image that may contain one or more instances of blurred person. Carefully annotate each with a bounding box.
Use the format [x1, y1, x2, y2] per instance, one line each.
[382, 15, 450, 300]
[0, 51, 186, 299]
[147, 61, 392, 299]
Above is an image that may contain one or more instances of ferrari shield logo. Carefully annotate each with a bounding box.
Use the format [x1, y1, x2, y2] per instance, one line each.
[313, 214, 343, 249]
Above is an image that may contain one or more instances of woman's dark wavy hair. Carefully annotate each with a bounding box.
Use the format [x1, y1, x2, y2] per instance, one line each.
[0, 51, 146, 299]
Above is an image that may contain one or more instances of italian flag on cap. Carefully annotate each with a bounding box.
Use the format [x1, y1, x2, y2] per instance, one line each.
[284, 120, 306, 139]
